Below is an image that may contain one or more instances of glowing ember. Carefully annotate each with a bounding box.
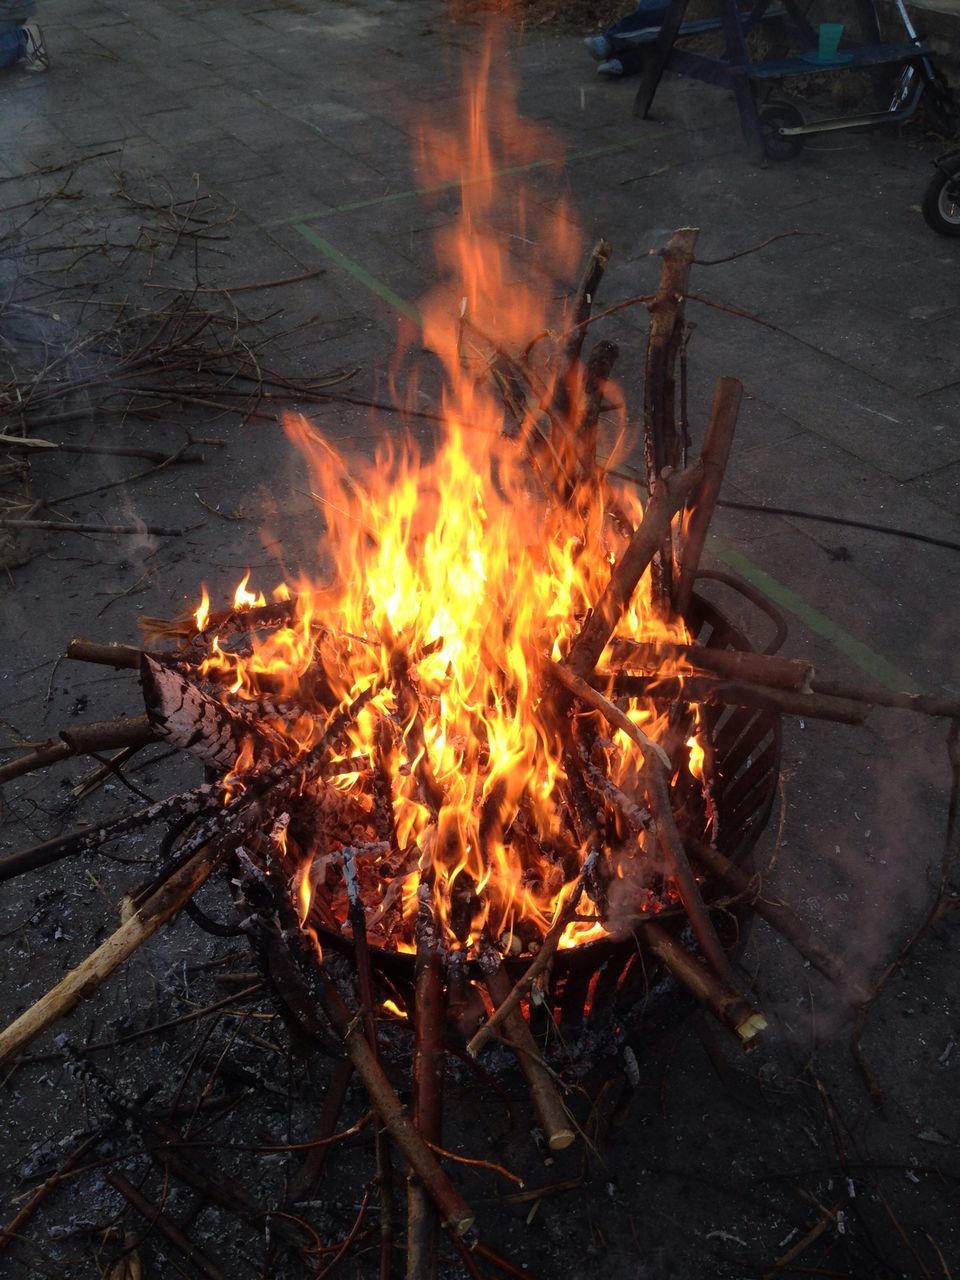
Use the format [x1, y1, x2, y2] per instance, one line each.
[186, 33, 710, 959]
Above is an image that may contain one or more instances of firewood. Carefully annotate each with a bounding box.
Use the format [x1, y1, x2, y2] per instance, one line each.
[344, 848, 394, 1280]
[140, 654, 274, 769]
[810, 679, 960, 721]
[0, 837, 229, 1068]
[547, 660, 670, 768]
[478, 941, 575, 1151]
[564, 459, 704, 684]
[643, 757, 735, 987]
[606, 639, 813, 693]
[685, 834, 872, 1005]
[639, 921, 766, 1048]
[105, 1171, 227, 1280]
[572, 338, 619, 480]
[315, 967, 476, 1237]
[674, 376, 742, 617]
[605, 673, 870, 726]
[66, 639, 148, 669]
[0, 517, 183, 536]
[407, 882, 446, 1280]
[546, 659, 733, 985]
[0, 716, 155, 784]
[642, 227, 699, 604]
[284, 1059, 354, 1205]
[562, 238, 612, 367]
[466, 850, 599, 1058]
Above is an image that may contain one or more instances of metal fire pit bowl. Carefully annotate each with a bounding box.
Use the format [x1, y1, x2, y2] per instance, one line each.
[315, 572, 786, 1036]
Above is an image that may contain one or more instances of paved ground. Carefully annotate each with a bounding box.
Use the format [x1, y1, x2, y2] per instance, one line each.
[1, 2, 959, 1278]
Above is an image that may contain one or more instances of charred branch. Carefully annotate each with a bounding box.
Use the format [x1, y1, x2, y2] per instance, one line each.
[674, 376, 742, 617]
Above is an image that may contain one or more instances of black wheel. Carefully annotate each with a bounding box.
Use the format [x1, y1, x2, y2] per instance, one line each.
[922, 164, 960, 237]
[759, 103, 804, 162]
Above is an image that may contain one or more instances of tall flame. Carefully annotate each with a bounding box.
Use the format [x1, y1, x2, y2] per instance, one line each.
[191, 31, 699, 954]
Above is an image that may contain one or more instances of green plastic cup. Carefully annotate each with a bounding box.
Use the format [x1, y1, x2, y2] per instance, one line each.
[818, 22, 844, 60]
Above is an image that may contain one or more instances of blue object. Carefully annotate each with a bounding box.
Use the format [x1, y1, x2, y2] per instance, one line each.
[0, 20, 23, 68]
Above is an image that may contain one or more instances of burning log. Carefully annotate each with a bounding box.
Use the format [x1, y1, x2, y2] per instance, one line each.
[674, 376, 743, 617]
[0, 716, 155, 784]
[140, 655, 275, 769]
[0, 836, 229, 1068]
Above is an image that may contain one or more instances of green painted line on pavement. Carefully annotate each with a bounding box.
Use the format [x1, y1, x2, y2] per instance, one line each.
[273, 130, 691, 228]
[291, 222, 422, 326]
[713, 541, 917, 692]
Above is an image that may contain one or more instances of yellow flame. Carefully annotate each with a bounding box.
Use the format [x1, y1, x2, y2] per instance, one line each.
[194, 587, 210, 633]
[188, 32, 701, 955]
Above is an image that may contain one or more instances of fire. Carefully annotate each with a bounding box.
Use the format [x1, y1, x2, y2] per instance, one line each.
[186, 31, 705, 958]
[194, 588, 210, 634]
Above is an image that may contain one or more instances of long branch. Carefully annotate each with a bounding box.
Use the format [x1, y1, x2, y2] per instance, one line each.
[0, 838, 227, 1068]
[565, 460, 704, 682]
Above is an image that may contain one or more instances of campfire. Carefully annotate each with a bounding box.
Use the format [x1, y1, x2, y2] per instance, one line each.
[2, 31, 958, 1280]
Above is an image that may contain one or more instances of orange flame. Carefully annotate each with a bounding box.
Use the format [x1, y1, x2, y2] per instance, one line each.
[188, 31, 704, 955]
[194, 587, 210, 633]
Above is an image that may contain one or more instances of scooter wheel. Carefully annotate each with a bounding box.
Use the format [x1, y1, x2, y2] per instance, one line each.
[922, 165, 960, 237]
[759, 104, 804, 162]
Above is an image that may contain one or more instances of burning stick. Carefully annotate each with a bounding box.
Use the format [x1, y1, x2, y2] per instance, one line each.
[0, 836, 229, 1068]
[572, 338, 619, 482]
[564, 460, 704, 683]
[466, 851, 598, 1058]
[546, 660, 733, 985]
[639, 922, 766, 1048]
[673, 376, 742, 617]
[546, 237, 614, 435]
[140, 656, 280, 769]
[606, 639, 814, 693]
[407, 882, 447, 1280]
[478, 940, 576, 1152]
